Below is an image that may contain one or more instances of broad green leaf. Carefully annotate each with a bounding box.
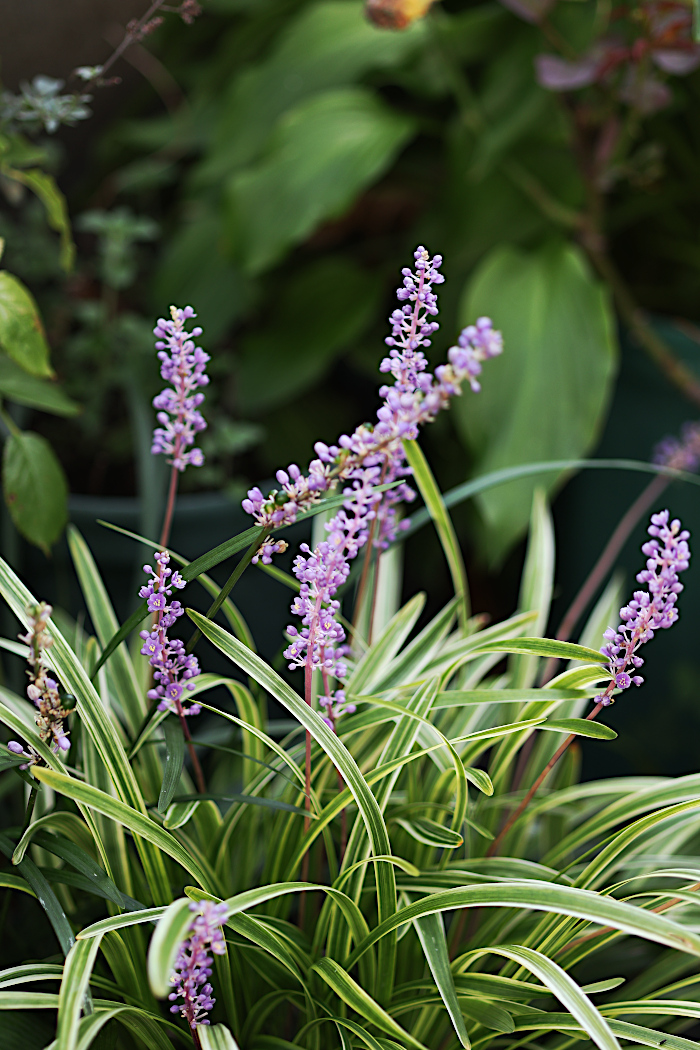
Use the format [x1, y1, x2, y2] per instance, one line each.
[0, 354, 79, 415]
[403, 439, 469, 628]
[55, 937, 102, 1050]
[227, 88, 415, 274]
[394, 818, 463, 849]
[158, 719, 185, 815]
[147, 898, 194, 998]
[541, 717, 617, 740]
[200, 1025, 241, 1050]
[200, 0, 425, 178]
[0, 271, 53, 375]
[3, 430, 68, 551]
[30, 767, 216, 891]
[509, 489, 554, 688]
[414, 914, 469, 1047]
[453, 242, 617, 561]
[313, 958, 427, 1050]
[1, 167, 75, 271]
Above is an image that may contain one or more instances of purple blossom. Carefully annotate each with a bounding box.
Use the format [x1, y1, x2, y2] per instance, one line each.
[167, 900, 228, 1029]
[271, 248, 502, 731]
[139, 551, 201, 716]
[653, 421, 700, 474]
[596, 510, 690, 706]
[151, 306, 209, 472]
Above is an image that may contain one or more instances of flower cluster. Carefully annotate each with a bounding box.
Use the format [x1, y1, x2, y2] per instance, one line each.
[139, 552, 201, 716]
[536, 2, 700, 114]
[151, 306, 209, 472]
[7, 603, 75, 767]
[168, 900, 228, 1029]
[243, 248, 502, 548]
[596, 510, 690, 706]
[0, 75, 92, 134]
[653, 421, 700, 474]
[267, 248, 501, 728]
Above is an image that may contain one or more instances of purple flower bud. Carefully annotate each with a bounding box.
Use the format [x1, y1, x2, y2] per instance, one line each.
[151, 306, 209, 473]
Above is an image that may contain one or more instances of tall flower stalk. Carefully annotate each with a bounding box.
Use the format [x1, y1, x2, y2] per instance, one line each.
[489, 509, 690, 856]
[139, 551, 205, 793]
[167, 900, 228, 1044]
[7, 603, 74, 769]
[151, 305, 209, 548]
[243, 247, 503, 833]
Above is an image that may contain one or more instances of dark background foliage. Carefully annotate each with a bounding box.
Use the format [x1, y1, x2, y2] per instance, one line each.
[1, 0, 700, 780]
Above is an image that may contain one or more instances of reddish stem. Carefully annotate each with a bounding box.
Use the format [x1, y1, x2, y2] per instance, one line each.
[541, 473, 667, 683]
[486, 701, 604, 857]
[159, 461, 180, 548]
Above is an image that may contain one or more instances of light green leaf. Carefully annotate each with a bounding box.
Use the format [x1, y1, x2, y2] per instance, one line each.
[0, 991, 60, 1009]
[227, 88, 415, 274]
[1, 167, 74, 271]
[0, 354, 79, 415]
[414, 914, 469, 1047]
[454, 242, 617, 562]
[30, 767, 216, 890]
[199, 1023, 241, 1050]
[471, 637, 608, 664]
[541, 717, 617, 740]
[56, 936, 102, 1050]
[346, 593, 425, 695]
[459, 999, 514, 1033]
[200, 0, 425, 178]
[509, 489, 554, 688]
[465, 946, 619, 1050]
[0, 271, 53, 375]
[403, 439, 469, 628]
[0, 963, 63, 989]
[3, 430, 68, 551]
[147, 898, 194, 998]
[78, 907, 166, 940]
[394, 818, 463, 849]
[313, 958, 427, 1050]
[344, 881, 700, 968]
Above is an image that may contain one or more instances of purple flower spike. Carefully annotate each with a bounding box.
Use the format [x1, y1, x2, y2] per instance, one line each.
[596, 510, 690, 707]
[140, 551, 200, 716]
[167, 899, 229, 1030]
[653, 421, 700, 475]
[151, 305, 209, 472]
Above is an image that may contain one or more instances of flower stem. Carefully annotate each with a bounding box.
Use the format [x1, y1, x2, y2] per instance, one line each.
[159, 461, 180, 549]
[540, 472, 668, 683]
[487, 701, 604, 857]
[175, 701, 206, 795]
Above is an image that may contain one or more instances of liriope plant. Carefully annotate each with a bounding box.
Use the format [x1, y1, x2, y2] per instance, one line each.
[0, 249, 700, 1050]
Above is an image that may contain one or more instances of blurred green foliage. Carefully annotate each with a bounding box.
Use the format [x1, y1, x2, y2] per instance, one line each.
[3, 0, 700, 566]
